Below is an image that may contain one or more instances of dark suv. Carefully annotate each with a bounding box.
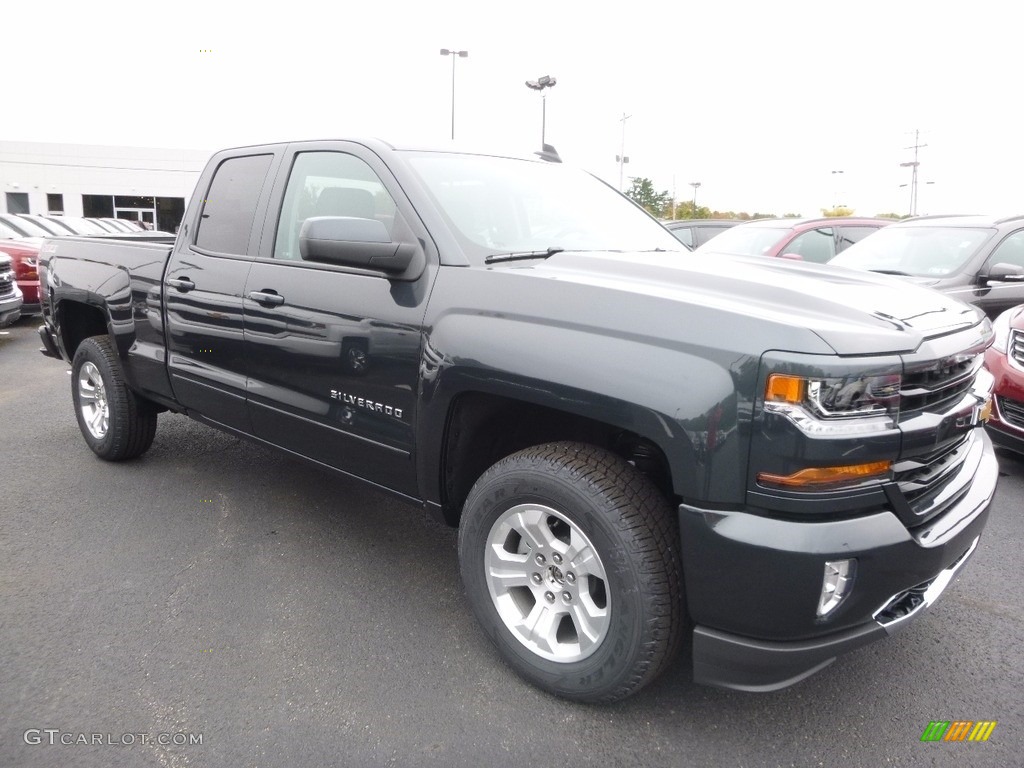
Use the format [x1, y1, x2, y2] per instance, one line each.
[830, 214, 1024, 319]
[695, 216, 892, 263]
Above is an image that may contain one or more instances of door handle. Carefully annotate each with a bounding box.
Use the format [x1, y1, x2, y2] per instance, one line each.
[247, 290, 285, 306]
[167, 277, 196, 292]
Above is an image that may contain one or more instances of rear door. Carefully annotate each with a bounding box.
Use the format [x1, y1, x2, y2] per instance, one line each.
[164, 149, 281, 431]
[242, 142, 436, 496]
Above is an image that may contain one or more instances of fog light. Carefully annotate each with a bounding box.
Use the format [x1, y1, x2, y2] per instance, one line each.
[817, 559, 856, 617]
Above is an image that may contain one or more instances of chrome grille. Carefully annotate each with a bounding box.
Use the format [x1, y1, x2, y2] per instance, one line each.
[1012, 330, 1024, 369]
[0, 263, 13, 296]
[999, 396, 1024, 429]
[899, 354, 982, 417]
[894, 436, 971, 516]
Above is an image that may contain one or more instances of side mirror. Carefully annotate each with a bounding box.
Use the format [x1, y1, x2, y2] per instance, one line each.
[299, 216, 417, 274]
[983, 262, 1024, 283]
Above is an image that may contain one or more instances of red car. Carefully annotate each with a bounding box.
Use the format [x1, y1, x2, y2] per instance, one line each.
[694, 216, 892, 263]
[986, 304, 1024, 455]
[0, 238, 42, 315]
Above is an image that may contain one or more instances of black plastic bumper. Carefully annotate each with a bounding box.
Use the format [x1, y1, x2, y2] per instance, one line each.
[681, 429, 998, 692]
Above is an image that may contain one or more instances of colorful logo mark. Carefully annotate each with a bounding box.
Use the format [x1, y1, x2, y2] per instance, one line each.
[920, 721, 997, 742]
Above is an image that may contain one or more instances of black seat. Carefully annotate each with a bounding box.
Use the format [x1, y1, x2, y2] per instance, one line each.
[314, 187, 376, 219]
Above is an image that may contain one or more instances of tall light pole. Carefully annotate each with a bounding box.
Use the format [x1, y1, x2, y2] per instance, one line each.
[900, 129, 927, 216]
[525, 75, 557, 147]
[616, 113, 631, 191]
[440, 48, 468, 140]
[831, 170, 844, 210]
[689, 181, 702, 217]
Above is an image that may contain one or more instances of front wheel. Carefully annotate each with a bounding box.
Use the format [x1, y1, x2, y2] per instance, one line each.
[458, 442, 684, 703]
[71, 336, 158, 461]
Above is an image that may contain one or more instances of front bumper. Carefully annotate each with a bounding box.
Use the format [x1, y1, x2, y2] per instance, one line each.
[680, 429, 998, 692]
[984, 345, 1024, 455]
[0, 291, 23, 327]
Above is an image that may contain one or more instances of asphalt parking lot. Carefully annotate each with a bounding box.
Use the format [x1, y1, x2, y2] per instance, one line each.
[2, 315, 1022, 767]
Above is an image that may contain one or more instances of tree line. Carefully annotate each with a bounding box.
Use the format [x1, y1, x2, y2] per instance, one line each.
[623, 177, 907, 221]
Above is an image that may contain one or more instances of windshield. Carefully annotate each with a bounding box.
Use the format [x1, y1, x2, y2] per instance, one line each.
[694, 225, 790, 256]
[830, 226, 994, 277]
[402, 152, 682, 263]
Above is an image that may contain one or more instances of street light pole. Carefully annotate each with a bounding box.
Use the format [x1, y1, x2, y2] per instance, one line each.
[440, 48, 468, 140]
[525, 75, 557, 147]
[689, 181, 702, 217]
[831, 170, 844, 210]
[616, 113, 631, 192]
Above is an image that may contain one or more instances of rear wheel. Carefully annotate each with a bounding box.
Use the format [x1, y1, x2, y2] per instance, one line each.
[71, 336, 157, 461]
[458, 442, 683, 703]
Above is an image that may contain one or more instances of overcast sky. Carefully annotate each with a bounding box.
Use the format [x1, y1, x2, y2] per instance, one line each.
[5, 0, 1021, 217]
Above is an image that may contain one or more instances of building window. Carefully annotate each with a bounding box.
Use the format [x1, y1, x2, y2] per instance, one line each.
[47, 193, 64, 214]
[5, 192, 29, 214]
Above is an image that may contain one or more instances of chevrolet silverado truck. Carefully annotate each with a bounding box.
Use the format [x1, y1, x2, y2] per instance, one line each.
[38, 139, 999, 702]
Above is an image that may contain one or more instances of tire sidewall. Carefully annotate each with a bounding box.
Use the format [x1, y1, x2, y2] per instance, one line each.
[71, 340, 120, 458]
[460, 467, 651, 700]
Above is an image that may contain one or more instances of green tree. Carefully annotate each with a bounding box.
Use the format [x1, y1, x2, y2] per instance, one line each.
[821, 206, 855, 217]
[625, 177, 671, 218]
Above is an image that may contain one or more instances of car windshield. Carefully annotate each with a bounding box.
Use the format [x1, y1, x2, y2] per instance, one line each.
[694, 225, 790, 256]
[402, 151, 682, 263]
[830, 226, 994, 277]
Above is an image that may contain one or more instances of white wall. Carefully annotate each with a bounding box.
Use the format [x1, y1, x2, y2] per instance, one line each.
[0, 141, 212, 215]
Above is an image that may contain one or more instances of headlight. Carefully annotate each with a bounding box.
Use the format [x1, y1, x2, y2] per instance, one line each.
[764, 373, 901, 435]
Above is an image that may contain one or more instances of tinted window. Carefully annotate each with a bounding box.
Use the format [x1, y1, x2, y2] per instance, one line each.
[694, 225, 736, 247]
[273, 151, 400, 261]
[838, 225, 883, 251]
[195, 154, 273, 255]
[669, 226, 694, 248]
[782, 228, 835, 263]
[985, 230, 1024, 271]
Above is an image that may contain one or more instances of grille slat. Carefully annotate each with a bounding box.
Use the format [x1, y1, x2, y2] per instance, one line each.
[999, 395, 1024, 428]
[899, 354, 981, 417]
[1011, 330, 1024, 368]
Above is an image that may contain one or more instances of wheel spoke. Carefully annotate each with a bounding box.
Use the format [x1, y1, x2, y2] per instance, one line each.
[513, 507, 562, 552]
[571, 600, 606, 652]
[522, 601, 564, 656]
[486, 552, 534, 590]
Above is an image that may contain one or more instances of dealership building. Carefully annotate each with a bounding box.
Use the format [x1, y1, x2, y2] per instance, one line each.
[0, 141, 211, 233]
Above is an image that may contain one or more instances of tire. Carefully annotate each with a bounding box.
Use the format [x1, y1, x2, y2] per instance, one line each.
[71, 336, 158, 461]
[458, 441, 684, 703]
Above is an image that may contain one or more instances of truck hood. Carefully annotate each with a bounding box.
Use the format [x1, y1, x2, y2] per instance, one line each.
[517, 250, 986, 355]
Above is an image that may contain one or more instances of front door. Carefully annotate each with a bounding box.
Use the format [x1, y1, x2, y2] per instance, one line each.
[242, 145, 434, 496]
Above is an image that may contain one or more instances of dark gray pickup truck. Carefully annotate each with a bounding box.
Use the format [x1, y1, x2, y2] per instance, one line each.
[38, 139, 999, 702]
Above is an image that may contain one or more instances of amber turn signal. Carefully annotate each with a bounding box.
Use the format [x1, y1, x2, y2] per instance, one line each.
[758, 460, 892, 488]
[765, 374, 806, 404]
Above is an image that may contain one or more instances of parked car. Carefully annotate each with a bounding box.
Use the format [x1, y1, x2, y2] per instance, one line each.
[663, 219, 741, 250]
[12, 214, 73, 237]
[830, 215, 1024, 319]
[695, 216, 892, 263]
[984, 304, 1024, 455]
[0, 252, 24, 326]
[35, 215, 109, 236]
[0, 238, 42, 314]
[0, 214, 55, 239]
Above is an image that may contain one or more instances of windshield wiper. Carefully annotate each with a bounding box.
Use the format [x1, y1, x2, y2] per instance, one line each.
[484, 247, 564, 265]
[868, 268, 913, 276]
